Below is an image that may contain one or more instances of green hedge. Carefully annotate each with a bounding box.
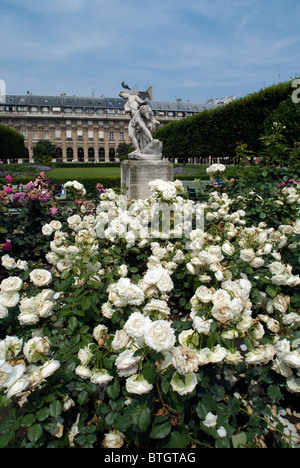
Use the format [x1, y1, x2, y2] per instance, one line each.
[155, 81, 294, 161]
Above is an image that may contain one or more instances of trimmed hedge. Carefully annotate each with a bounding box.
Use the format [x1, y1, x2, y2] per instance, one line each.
[154, 81, 294, 161]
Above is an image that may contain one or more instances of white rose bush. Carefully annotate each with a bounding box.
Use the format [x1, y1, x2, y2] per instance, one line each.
[0, 168, 299, 449]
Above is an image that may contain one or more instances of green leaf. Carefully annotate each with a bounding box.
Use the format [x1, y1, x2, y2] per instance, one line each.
[232, 432, 248, 448]
[130, 405, 151, 432]
[150, 422, 171, 439]
[49, 400, 63, 418]
[143, 360, 157, 384]
[266, 285, 278, 298]
[107, 380, 120, 399]
[164, 431, 189, 448]
[36, 407, 50, 421]
[28, 424, 43, 444]
[267, 385, 282, 402]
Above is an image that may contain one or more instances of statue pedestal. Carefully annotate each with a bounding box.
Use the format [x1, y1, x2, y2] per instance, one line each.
[121, 160, 173, 200]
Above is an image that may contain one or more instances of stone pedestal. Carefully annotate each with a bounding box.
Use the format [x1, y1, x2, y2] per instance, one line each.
[121, 159, 173, 200]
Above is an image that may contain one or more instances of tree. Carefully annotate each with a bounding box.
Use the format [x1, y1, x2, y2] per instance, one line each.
[33, 140, 59, 165]
[116, 142, 133, 159]
[0, 124, 26, 162]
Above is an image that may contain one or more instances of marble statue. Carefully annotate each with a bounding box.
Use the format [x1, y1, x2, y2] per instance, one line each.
[119, 85, 162, 160]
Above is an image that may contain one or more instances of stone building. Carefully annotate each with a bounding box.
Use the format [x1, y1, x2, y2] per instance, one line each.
[0, 86, 223, 163]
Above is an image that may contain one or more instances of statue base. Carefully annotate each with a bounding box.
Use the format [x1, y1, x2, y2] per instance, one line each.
[121, 159, 174, 200]
[128, 139, 162, 161]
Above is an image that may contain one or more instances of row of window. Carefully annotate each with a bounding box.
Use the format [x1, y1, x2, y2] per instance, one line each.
[1, 105, 192, 118]
[20, 129, 125, 141]
[2, 119, 125, 126]
[1, 105, 126, 115]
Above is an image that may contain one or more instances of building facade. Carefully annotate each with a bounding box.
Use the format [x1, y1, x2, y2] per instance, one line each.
[0, 86, 224, 163]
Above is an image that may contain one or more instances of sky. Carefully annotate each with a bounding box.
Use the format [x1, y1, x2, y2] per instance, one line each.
[0, 0, 300, 103]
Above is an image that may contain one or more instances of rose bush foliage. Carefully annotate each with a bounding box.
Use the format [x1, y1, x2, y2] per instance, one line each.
[0, 169, 299, 448]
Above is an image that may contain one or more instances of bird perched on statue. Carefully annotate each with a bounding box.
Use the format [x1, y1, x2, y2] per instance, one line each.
[121, 82, 131, 90]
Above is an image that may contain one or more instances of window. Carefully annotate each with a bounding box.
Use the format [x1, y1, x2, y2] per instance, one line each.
[88, 130, 93, 140]
[120, 131, 125, 140]
[88, 121, 93, 126]
[75, 108, 83, 114]
[66, 130, 72, 139]
[33, 131, 38, 139]
[99, 131, 104, 140]
[44, 130, 50, 139]
[42, 107, 49, 113]
[107, 109, 115, 114]
[30, 107, 38, 112]
[109, 131, 114, 140]
[64, 108, 72, 113]
[77, 120, 82, 125]
[21, 130, 27, 138]
[66, 120, 71, 125]
[52, 107, 61, 112]
[55, 130, 61, 139]
[77, 130, 83, 141]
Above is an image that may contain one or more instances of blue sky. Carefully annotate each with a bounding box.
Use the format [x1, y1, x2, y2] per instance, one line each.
[1, 0, 300, 103]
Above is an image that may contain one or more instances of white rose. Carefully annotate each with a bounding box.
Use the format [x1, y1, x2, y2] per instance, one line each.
[286, 375, 300, 393]
[118, 265, 128, 277]
[23, 336, 51, 363]
[0, 305, 8, 319]
[240, 248, 256, 262]
[208, 345, 227, 363]
[222, 242, 235, 256]
[93, 324, 108, 342]
[16, 260, 28, 271]
[250, 257, 265, 268]
[172, 347, 199, 375]
[193, 316, 212, 335]
[90, 369, 113, 385]
[29, 269, 52, 287]
[144, 320, 175, 352]
[125, 374, 153, 395]
[170, 372, 197, 396]
[102, 430, 125, 449]
[49, 220, 62, 231]
[111, 330, 132, 351]
[38, 300, 55, 318]
[115, 349, 140, 377]
[273, 294, 290, 314]
[78, 346, 93, 365]
[40, 360, 61, 378]
[1, 277, 23, 293]
[283, 351, 300, 369]
[0, 291, 20, 308]
[101, 302, 114, 319]
[75, 365, 92, 380]
[124, 312, 151, 339]
[42, 224, 54, 236]
[125, 284, 145, 306]
[19, 297, 39, 315]
[6, 375, 31, 399]
[1, 255, 16, 270]
[203, 412, 218, 428]
[195, 285, 212, 303]
[143, 299, 170, 316]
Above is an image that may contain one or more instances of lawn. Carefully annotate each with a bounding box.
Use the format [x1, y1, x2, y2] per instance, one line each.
[47, 166, 121, 180]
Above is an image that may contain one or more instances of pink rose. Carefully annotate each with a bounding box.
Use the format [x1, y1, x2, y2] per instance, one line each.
[3, 186, 12, 194]
[3, 240, 12, 252]
[50, 206, 58, 216]
[5, 175, 13, 184]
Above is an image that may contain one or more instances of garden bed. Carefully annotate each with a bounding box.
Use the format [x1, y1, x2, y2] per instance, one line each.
[0, 161, 299, 449]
